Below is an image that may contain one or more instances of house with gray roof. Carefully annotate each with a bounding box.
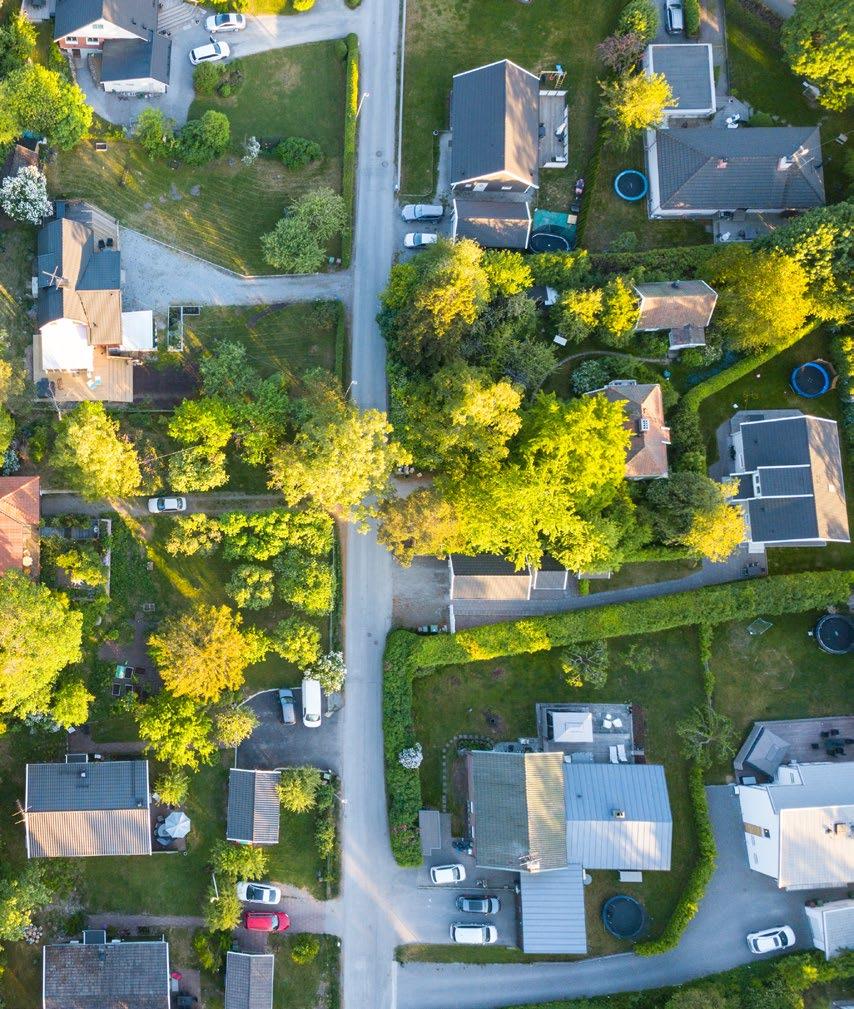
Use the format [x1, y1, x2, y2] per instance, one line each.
[225, 951, 274, 1009]
[646, 125, 825, 219]
[449, 554, 533, 602]
[806, 899, 854, 960]
[727, 412, 849, 548]
[645, 44, 716, 119]
[452, 199, 532, 250]
[24, 759, 152, 858]
[633, 280, 718, 350]
[43, 935, 169, 1009]
[226, 769, 281, 845]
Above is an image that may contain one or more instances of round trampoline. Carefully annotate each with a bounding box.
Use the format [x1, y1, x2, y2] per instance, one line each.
[814, 613, 854, 655]
[529, 231, 570, 253]
[790, 360, 833, 398]
[614, 170, 648, 201]
[602, 895, 646, 940]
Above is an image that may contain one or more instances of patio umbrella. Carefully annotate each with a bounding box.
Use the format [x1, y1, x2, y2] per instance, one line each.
[162, 811, 192, 839]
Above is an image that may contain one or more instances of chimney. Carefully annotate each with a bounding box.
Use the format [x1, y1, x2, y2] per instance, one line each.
[716, 158, 728, 169]
[612, 809, 626, 819]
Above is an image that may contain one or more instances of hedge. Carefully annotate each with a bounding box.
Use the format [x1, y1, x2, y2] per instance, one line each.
[383, 569, 852, 864]
[341, 33, 359, 267]
[683, 0, 700, 34]
[589, 245, 718, 281]
[830, 331, 854, 467]
[575, 126, 607, 248]
[620, 544, 694, 563]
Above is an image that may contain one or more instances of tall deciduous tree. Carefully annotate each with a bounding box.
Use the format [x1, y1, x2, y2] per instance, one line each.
[0, 864, 52, 941]
[260, 187, 347, 273]
[599, 69, 674, 147]
[0, 64, 92, 149]
[781, 0, 853, 112]
[177, 109, 230, 165]
[683, 503, 745, 562]
[50, 402, 142, 500]
[136, 692, 216, 770]
[376, 488, 462, 566]
[481, 250, 533, 297]
[277, 765, 322, 812]
[50, 677, 94, 729]
[210, 839, 268, 880]
[269, 615, 322, 668]
[213, 705, 259, 747]
[645, 472, 744, 561]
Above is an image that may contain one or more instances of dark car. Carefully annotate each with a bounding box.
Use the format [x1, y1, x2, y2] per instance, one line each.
[278, 688, 296, 725]
[455, 895, 500, 914]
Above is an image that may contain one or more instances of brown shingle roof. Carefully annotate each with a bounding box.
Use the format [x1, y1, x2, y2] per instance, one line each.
[0, 476, 40, 575]
[633, 281, 718, 331]
[595, 383, 670, 480]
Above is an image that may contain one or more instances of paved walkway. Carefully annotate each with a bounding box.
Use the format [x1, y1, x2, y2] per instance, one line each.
[700, 0, 730, 96]
[40, 492, 284, 517]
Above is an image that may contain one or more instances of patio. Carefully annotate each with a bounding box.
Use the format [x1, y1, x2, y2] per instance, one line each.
[150, 804, 191, 854]
[735, 716, 854, 782]
[535, 702, 638, 764]
[539, 90, 569, 169]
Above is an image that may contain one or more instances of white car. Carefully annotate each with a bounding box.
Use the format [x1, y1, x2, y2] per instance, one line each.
[148, 496, 187, 514]
[401, 204, 443, 222]
[404, 232, 438, 249]
[205, 12, 246, 32]
[189, 40, 231, 65]
[429, 863, 466, 885]
[450, 923, 497, 944]
[236, 881, 281, 904]
[747, 925, 796, 954]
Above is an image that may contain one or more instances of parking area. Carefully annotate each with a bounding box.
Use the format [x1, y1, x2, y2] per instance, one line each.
[236, 688, 342, 775]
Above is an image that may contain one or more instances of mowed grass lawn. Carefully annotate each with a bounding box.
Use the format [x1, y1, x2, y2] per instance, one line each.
[401, 0, 624, 202]
[49, 43, 345, 275]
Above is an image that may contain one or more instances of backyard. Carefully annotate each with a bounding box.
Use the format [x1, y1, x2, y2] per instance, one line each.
[48, 43, 346, 274]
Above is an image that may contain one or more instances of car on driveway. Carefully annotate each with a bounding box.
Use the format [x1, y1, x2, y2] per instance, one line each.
[278, 688, 296, 725]
[148, 496, 186, 514]
[244, 911, 289, 932]
[404, 233, 438, 249]
[205, 12, 246, 31]
[236, 882, 281, 904]
[747, 925, 795, 954]
[189, 40, 230, 64]
[665, 0, 684, 32]
[450, 923, 497, 944]
[456, 895, 500, 914]
[401, 204, 443, 222]
[430, 864, 466, 885]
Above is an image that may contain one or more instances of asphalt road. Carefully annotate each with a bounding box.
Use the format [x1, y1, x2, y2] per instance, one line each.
[236, 688, 342, 775]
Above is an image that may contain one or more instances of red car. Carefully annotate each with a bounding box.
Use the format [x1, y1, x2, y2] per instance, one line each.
[243, 911, 290, 932]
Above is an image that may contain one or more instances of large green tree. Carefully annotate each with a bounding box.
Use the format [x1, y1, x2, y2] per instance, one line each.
[50, 677, 94, 730]
[0, 64, 92, 149]
[781, 0, 853, 112]
[0, 864, 52, 941]
[599, 69, 674, 147]
[50, 402, 142, 500]
[0, 573, 83, 721]
[177, 109, 230, 165]
[261, 187, 347, 273]
[462, 294, 556, 391]
[376, 487, 462, 566]
[136, 692, 216, 770]
[645, 472, 744, 561]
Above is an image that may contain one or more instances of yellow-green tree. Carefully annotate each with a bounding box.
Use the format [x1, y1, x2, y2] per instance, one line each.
[376, 488, 462, 566]
[599, 69, 675, 147]
[781, 0, 854, 112]
[683, 502, 745, 562]
[50, 402, 142, 500]
[136, 693, 216, 769]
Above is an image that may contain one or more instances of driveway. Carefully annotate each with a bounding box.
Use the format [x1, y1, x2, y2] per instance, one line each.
[236, 688, 342, 776]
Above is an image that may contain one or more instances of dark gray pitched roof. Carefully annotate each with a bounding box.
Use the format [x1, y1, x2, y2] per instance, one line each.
[647, 44, 715, 111]
[26, 760, 152, 858]
[43, 940, 169, 1009]
[54, 0, 156, 41]
[226, 770, 281, 845]
[450, 61, 540, 187]
[743, 726, 790, 777]
[101, 34, 171, 84]
[225, 952, 274, 1009]
[450, 553, 524, 576]
[654, 126, 825, 210]
[453, 199, 531, 249]
[746, 496, 820, 543]
[741, 415, 809, 469]
[471, 751, 567, 872]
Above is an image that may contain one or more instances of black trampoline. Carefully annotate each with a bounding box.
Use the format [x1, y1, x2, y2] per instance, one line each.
[529, 231, 570, 252]
[814, 613, 854, 655]
[602, 895, 646, 939]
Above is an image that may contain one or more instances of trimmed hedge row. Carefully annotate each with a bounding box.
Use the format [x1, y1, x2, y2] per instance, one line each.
[341, 33, 359, 267]
[621, 544, 694, 563]
[575, 126, 607, 248]
[684, 0, 700, 34]
[589, 245, 718, 281]
[383, 570, 852, 864]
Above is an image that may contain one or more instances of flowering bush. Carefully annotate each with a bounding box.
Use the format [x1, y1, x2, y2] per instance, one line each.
[0, 166, 52, 224]
[309, 651, 347, 693]
[242, 135, 260, 165]
[398, 743, 423, 770]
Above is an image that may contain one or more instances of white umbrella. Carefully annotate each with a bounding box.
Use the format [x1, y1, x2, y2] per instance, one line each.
[162, 811, 192, 839]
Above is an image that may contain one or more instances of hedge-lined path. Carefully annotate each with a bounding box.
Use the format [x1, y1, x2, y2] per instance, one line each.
[40, 492, 284, 518]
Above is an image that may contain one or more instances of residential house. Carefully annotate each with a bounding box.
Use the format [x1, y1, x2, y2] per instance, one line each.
[33, 200, 155, 404]
[54, 0, 170, 94]
[0, 476, 40, 577]
[0, 138, 40, 185]
[452, 199, 532, 250]
[738, 761, 854, 890]
[806, 899, 854, 960]
[448, 554, 532, 601]
[225, 951, 274, 1009]
[226, 769, 281, 845]
[24, 759, 152, 858]
[726, 412, 849, 549]
[644, 44, 716, 120]
[587, 381, 670, 479]
[633, 279, 718, 351]
[43, 933, 169, 1009]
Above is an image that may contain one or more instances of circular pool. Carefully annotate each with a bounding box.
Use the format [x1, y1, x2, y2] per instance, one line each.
[790, 360, 833, 398]
[815, 614, 854, 655]
[614, 170, 648, 201]
[529, 231, 570, 252]
[602, 895, 646, 939]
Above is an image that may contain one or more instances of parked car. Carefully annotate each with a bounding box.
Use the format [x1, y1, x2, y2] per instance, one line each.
[243, 911, 289, 932]
[205, 12, 246, 32]
[747, 926, 796, 954]
[450, 923, 497, 944]
[278, 688, 296, 725]
[401, 204, 444, 222]
[236, 882, 281, 904]
[189, 40, 230, 65]
[404, 233, 438, 249]
[665, 0, 684, 32]
[148, 496, 186, 514]
[456, 895, 500, 914]
[430, 864, 466, 885]
[301, 677, 322, 729]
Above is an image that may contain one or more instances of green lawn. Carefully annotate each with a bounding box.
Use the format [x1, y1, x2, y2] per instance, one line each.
[269, 934, 340, 1009]
[48, 43, 345, 275]
[268, 806, 328, 899]
[589, 559, 700, 593]
[401, 0, 623, 202]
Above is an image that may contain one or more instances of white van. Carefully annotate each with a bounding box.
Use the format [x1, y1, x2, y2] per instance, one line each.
[450, 923, 497, 945]
[301, 677, 322, 729]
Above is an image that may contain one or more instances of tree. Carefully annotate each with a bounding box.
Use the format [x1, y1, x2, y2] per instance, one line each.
[277, 765, 322, 812]
[261, 187, 346, 272]
[134, 107, 176, 159]
[677, 701, 736, 767]
[0, 64, 92, 149]
[205, 888, 242, 932]
[276, 136, 323, 168]
[683, 502, 745, 562]
[50, 402, 142, 500]
[136, 693, 216, 770]
[219, 508, 331, 561]
[201, 340, 259, 400]
[148, 604, 254, 702]
[0, 573, 83, 721]
[0, 864, 52, 942]
[0, 166, 52, 225]
[597, 31, 646, 73]
[290, 934, 321, 964]
[556, 287, 603, 343]
[164, 514, 223, 557]
[50, 677, 94, 729]
[560, 641, 609, 688]
[616, 0, 658, 42]
[269, 615, 322, 668]
[781, 0, 853, 111]
[275, 551, 334, 616]
[54, 543, 107, 589]
[268, 370, 406, 520]
[707, 245, 809, 351]
[154, 766, 190, 806]
[168, 397, 234, 450]
[599, 69, 674, 147]
[645, 471, 729, 541]
[214, 705, 259, 747]
[233, 377, 291, 467]
[177, 109, 230, 165]
[463, 293, 556, 391]
[168, 445, 228, 493]
[0, 406, 13, 458]
[376, 488, 461, 566]
[665, 988, 731, 1009]
[598, 277, 639, 346]
[481, 250, 533, 297]
[225, 564, 275, 610]
[0, 12, 37, 78]
[210, 839, 269, 880]
[308, 651, 346, 693]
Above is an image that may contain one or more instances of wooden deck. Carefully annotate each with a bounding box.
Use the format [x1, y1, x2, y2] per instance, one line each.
[34, 336, 134, 403]
[735, 716, 854, 775]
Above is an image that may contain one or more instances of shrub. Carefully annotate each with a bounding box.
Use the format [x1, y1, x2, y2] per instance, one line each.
[275, 136, 323, 169]
[192, 63, 222, 96]
[205, 889, 242, 932]
[341, 33, 359, 266]
[292, 0, 316, 10]
[278, 765, 322, 813]
[210, 839, 268, 880]
[291, 934, 321, 963]
[589, 245, 718, 281]
[193, 930, 229, 972]
[683, 0, 700, 34]
[177, 110, 230, 166]
[616, 0, 658, 43]
[315, 810, 336, 860]
[153, 766, 189, 806]
[270, 615, 322, 668]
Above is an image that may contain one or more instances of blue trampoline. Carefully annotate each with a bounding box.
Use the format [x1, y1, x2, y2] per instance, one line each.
[790, 360, 833, 398]
[614, 170, 648, 201]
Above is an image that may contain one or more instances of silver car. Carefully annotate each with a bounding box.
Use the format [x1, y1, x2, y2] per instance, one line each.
[278, 688, 296, 725]
[205, 12, 246, 31]
[665, 0, 684, 32]
[148, 496, 186, 514]
[401, 204, 444, 222]
[189, 40, 230, 65]
[456, 895, 500, 914]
